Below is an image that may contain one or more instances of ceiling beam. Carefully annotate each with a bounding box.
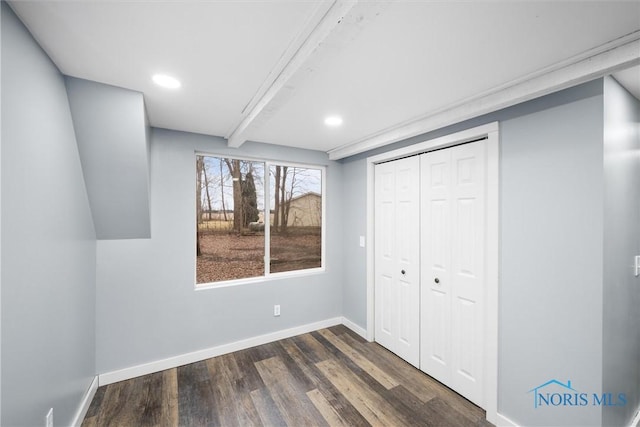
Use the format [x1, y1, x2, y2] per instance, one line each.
[328, 30, 640, 160]
[227, 0, 358, 148]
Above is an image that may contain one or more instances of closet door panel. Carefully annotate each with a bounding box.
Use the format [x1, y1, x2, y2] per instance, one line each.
[420, 150, 452, 383]
[421, 141, 487, 408]
[374, 156, 420, 367]
[375, 162, 396, 349]
[450, 142, 486, 407]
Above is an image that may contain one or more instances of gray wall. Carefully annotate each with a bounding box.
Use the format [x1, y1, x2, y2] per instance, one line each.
[602, 75, 640, 427]
[1, 3, 96, 426]
[499, 85, 604, 427]
[65, 77, 151, 240]
[96, 129, 343, 373]
[340, 81, 607, 426]
[341, 159, 367, 327]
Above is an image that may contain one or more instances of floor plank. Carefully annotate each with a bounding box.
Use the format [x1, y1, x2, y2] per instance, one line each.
[206, 355, 262, 426]
[83, 327, 491, 427]
[160, 369, 179, 426]
[177, 361, 220, 426]
[423, 396, 483, 426]
[99, 376, 149, 426]
[316, 358, 409, 426]
[249, 387, 285, 426]
[317, 328, 399, 389]
[291, 333, 334, 364]
[138, 372, 165, 426]
[280, 336, 370, 427]
[307, 388, 352, 427]
[254, 356, 328, 427]
[339, 332, 442, 402]
[81, 384, 106, 426]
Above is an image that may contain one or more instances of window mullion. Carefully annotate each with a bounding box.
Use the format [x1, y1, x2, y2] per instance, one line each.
[264, 161, 271, 276]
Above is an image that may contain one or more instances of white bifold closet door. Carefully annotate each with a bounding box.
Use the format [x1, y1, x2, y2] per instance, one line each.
[374, 156, 420, 367]
[420, 141, 486, 407]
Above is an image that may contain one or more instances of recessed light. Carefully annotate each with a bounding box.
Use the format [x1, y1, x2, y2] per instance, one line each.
[152, 74, 181, 89]
[324, 115, 343, 127]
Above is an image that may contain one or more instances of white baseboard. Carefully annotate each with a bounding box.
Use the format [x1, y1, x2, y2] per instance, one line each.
[496, 412, 519, 427]
[340, 316, 367, 339]
[70, 375, 98, 427]
[630, 403, 640, 427]
[98, 317, 342, 386]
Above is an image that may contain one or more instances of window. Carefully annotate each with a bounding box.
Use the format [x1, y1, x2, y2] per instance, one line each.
[196, 155, 324, 285]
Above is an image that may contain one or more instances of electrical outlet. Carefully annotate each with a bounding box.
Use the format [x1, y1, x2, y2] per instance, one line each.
[45, 408, 53, 427]
[274, 304, 281, 317]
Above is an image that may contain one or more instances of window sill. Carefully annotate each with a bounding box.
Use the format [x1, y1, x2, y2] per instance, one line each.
[195, 267, 326, 291]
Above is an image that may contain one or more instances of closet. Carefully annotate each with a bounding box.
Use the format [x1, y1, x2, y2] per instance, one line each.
[374, 139, 487, 407]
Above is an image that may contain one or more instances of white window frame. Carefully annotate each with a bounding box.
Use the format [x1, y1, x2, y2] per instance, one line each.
[194, 153, 327, 290]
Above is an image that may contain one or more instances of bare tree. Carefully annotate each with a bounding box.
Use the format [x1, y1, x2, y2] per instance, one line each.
[202, 159, 213, 220]
[242, 170, 259, 226]
[224, 158, 244, 232]
[196, 156, 204, 256]
[273, 166, 281, 232]
[272, 166, 299, 232]
[283, 167, 300, 228]
[220, 158, 228, 221]
[279, 166, 289, 231]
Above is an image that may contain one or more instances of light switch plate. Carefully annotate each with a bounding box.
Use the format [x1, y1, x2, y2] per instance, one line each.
[635, 256, 640, 277]
[359, 236, 365, 247]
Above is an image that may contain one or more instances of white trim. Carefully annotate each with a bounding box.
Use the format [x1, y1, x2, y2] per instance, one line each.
[98, 317, 342, 385]
[264, 157, 271, 273]
[367, 122, 499, 165]
[196, 265, 326, 291]
[496, 413, 519, 427]
[320, 165, 327, 271]
[224, 0, 334, 140]
[484, 128, 500, 425]
[365, 122, 500, 423]
[365, 158, 375, 342]
[328, 32, 640, 160]
[630, 404, 640, 427]
[227, 0, 358, 148]
[70, 376, 98, 427]
[340, 316, 367, 339]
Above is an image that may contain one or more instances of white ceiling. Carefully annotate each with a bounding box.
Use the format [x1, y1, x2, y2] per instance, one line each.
[9, 1, 640, 157]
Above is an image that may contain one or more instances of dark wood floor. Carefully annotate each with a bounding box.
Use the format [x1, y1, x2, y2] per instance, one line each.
[83, 325, 492, 426]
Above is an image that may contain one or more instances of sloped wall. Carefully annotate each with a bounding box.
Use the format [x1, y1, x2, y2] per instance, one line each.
[66, 77, 151, 240]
